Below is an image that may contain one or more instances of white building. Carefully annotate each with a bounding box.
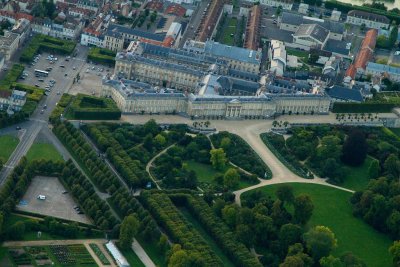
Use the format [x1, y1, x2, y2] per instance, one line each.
[298, 3, 308, 14]
[366, 62, 400, 82]
[0, 90, 27, 112]
[346, 10, 390, 30]
[0, 31, 19, 60]
[293, 24, 329, 50]
[268, 40, 286, 76]
[246, 0, 293, 10]
[105, 242, 129, 267]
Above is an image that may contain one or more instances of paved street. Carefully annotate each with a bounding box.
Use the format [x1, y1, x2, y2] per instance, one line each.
[0, 45, 88, 185]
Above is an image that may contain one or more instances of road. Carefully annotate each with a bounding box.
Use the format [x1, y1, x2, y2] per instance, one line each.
[0, 45, 88, 185]
[179, 0, 210, 47]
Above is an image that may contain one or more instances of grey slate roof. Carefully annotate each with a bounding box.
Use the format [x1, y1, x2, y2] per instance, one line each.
[323, 39, 350, 56]
[326, 86, 363, 102]
[204, 41, 261, 65]
[106, 24, 165, 42]
[281, 12, 345, 34]
[348, 10, 390, 24]
[294, 24, 329, 43]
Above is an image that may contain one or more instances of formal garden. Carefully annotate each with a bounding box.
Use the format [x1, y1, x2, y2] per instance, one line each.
[20, 34, 76, 63]
[261, 125, 400, 189]
[87, 47, 116, 66]
[64, 94, 121, 120]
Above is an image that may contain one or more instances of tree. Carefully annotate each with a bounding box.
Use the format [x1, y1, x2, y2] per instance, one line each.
[222, 204, 237, 228]
[220, 137, 231, 150]
[276, 184, 295, 204]
[210, 148, 227, 170]
[223, 168, 240, 189]
[320, 255, 344, 267]
[294, 194, 314, 225]
[341, 129, 368, 166]
[119, 214, 139, 249]
[279, 223, 303, 250]
[8, 221, 25, 240]
[168, 245, 191, 267]
[0, 212, 3, 234]
[154, 134, 166, 147]
[389, 25, 398, 47]
[236, 224, 255, 247]
[389, 240, 400, 267]
[368, 160, 380, 179]
[384, 154, 400, 180]
[304, 226, 337, 261]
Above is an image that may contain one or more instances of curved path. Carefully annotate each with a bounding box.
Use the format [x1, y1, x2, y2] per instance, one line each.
[145, 144, 176, 190]
[215, 120, 355, 205]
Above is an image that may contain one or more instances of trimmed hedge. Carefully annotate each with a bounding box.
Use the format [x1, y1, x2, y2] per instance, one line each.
[332, 102, 398, 113]
[88, 47, 116, 66]
[12, 83, 44, 102]
[20, 34, 76, 63]
[325, 1, 400, 24]
[141, 191, 224, 267]
[49, 94, 74, 123]
[69, 94, 121, 120]
[0, 64, 24, 87]
[169, 193, 263, 267]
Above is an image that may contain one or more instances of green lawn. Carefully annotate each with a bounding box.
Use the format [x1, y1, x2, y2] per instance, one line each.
[178, 207, 235, 267]
[136, 237, 166, 267]
[242, 183, 392, 267]
[119, 245, 146, 267]
[341, 157, 375, 191]
[286, 47, 309, 60]
[221, 18, 237, 46]
[0, 135, 19, 162]
[185, 160, 258, 190]
[26, 143, 63, 162]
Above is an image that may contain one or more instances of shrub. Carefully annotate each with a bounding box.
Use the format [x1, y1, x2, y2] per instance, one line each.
[68, 94, 121, 120]
[88, 47, 116, 66]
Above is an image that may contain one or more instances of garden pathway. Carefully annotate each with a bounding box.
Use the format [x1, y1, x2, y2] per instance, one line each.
[145, 144, 176, 190]
[215, 121, 355, 205]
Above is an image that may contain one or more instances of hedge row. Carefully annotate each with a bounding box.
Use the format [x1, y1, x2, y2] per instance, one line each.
[61, 160, 118, 230]
[109, 187, 162, 242]
[210, 131, 272, 178]
[170, 193, 263, 267]
[332, 102, 398, 113]
[49, 94, 74, 123]
[141, 191, 224, 266]
[325, 1, 400, 24]
[88, 47, 116, 66]
[0, 64, 24, 87]
[69, 94, 121, 120]
[83, 124, 150, 188]
[53, 121, 121, 193]
[12, 83, 44, 102]
[20, 34, 76, 63]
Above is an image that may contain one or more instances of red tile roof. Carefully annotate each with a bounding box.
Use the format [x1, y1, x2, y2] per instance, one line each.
[165, 4, 186, 17]
[145, 0, 163, 11]
[345, 64, 356, 79]
[361, 29, 377, 51]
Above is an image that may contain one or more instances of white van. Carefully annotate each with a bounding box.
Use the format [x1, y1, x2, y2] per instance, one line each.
[37, 195, 46, 200]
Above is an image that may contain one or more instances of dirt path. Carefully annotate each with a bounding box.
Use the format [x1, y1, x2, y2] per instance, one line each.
[145, 144, 176, 190]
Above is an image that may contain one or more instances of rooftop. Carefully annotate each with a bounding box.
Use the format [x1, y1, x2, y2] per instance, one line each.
[106, 24, 166, 42]
[294, 23, 329, 43]
[348, 10, 390, 24]
[366, 62, 400, 75]
[204, 41, 261, 65]
[281, 11, 345, 34]
[326, 85, 363, 102]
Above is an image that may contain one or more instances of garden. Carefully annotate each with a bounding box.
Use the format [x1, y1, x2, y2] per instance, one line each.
[89, 243, 110, 265]
[66, 94, 121, 120]
[242, 183, 393, 267]
[88, 47, 116, 66]
[20, 34, 76, 63]
[261, 125, 400, 189]
[50, 244, 96, 266]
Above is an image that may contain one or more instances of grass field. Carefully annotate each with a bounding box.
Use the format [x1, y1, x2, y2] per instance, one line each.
[0, 135, 19, 162]
[341, 157, 375, 191]
[242, 183, 392, 267]
[221, 18, 237, 46]
[286, 47, 309, 60]
[178, 207, 235, 267]
[185, 160, 257, 190]
[26, 143, 63, 162]
[119, 245, 146, 267]
[137, 237, 166, 267]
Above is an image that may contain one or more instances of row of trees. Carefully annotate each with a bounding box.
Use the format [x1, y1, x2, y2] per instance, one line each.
[140, 191, 224, 266]
[210, 132, 272, 178]
[60, 160, 118, 230]
[53, 121, 121, 192]
[169, 193, 263, 267]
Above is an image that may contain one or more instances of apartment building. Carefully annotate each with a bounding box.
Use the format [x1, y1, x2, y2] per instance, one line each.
[346, 10, 390, 30]
[244, 5, 261, 51]
[366, 62, 400, 82]
[268, 40, 287, 76]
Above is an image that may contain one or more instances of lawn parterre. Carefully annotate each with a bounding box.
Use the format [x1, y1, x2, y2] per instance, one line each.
[67, 94, 121, 120]
[242, 183, 393, 267]
[26, 143, 63, 162]
[89, 243, 110, 265]
[20, 34, 76, 63]
[0, 135, 19, 162]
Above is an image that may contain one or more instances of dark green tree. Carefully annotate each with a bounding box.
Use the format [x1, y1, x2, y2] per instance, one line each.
[341, 129, 368, 166]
